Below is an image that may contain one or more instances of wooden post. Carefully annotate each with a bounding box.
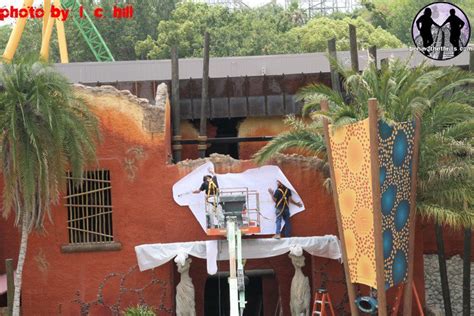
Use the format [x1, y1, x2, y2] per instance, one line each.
[402, 116, 421, 316]
[327, 38, 341, 94]
[435, 223, 453, 315]
[367, 98, 387, 316]
[462, 50, 474, 316]
[469, 47, 474, 72]
[369, 46, 377, 67]
[171, 45, 182, 162]
[462, 227, 471, 316]
[349, 24, 359, 72]
[6, 258, 14, 316]
[199, 32, 210, 158]
[320, 100, 359, 316]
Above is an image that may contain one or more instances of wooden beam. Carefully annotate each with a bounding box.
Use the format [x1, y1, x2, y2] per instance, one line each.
[349, 24, 359, 72]
[175, 136, 274, 144]
[6, 258, 14, 316]
[171, 45, 182, 162]
[369, 46, 377, 67]
[199, 32, 210, 158]
[327, 38, 341, 94]
[368, 98, 387, 316]
[320, 100, 359, 316]
[462, 51, 473, 316]
[402, 116, 421, 315]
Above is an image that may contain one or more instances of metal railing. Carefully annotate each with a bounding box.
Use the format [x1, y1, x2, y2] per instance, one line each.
[205, 187, 261, 231]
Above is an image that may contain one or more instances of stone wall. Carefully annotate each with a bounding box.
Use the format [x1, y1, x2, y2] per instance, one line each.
[424, 254, 474, 315]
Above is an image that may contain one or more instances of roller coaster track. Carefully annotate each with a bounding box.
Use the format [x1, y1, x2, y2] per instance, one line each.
[61, 0, 115, 62]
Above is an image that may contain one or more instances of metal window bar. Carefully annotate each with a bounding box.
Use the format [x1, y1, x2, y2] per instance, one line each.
[65, 170, 114, 244]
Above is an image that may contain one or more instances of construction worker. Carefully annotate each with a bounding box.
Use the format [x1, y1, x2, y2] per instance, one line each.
[193, 169, 223, 228]
[268, 180, 302, 239]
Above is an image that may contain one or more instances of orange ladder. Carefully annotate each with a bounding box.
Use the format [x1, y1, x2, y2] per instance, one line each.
[312, 288, 336, 316]
[391, 281, 424, 316]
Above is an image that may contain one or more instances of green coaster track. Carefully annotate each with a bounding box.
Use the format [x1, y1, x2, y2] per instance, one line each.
[61, 0, 114, 62]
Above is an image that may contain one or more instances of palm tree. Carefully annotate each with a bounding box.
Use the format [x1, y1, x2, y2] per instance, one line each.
[254, 57, 474, 315]
[0, 57, 100, 315]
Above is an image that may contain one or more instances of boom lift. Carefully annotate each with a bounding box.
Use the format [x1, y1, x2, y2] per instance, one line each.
[206, 188, 261, 315]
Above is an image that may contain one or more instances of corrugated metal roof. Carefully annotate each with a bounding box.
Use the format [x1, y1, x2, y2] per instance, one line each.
[54, 48, 471, 83]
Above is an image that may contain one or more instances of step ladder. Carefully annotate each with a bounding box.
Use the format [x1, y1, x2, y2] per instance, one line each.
[391, 281, 424, 316]
[312, 288, 336, 316]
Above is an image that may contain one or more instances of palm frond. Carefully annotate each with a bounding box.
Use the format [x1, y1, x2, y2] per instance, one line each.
[0, 56, 100, 230]
[253, 128, 326, 165]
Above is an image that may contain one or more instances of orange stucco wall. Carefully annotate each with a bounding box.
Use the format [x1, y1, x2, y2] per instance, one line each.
[2, 85, 465, 315]
[0, 86, 347, 315]
[238, 117, 289, 160]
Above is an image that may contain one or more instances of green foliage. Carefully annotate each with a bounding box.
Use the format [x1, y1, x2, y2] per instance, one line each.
[123, 305, 156, 316]
[66, 0, 178, 61]
[0, 0, 178, 62]
[286, 16, 403, 52]
[0, 56, 100, 230]
[136, 2, 297, 59]
[0, 20, 56, 61]
[361, 0, 474, 45]
[0, 1, 403, 61]
[254, 58, 474, 229]
[135, 2, 403, 59]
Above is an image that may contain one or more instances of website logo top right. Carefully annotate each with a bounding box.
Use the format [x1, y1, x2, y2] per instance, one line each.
[412, 2, 471, 61]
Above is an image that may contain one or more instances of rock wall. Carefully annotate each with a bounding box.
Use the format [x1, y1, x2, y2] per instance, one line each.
[424, 254, 474, 315]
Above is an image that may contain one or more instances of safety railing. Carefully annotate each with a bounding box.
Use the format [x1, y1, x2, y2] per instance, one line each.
[205, 187, 261, 235]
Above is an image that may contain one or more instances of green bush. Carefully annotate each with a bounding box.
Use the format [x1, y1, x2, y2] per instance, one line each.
[123, 305, 156, 316]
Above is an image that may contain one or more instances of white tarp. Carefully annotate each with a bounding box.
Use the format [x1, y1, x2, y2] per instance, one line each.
[172, 162, 305, 235]
[135, 235, 342, 274]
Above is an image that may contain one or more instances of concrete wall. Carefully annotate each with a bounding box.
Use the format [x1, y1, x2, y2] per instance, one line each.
[424, 255, 474, 315]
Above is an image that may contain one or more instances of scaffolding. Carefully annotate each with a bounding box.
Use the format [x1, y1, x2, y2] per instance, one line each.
[285, 0, 360, 17]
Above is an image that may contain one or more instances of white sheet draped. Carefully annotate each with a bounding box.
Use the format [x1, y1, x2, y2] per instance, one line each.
[172, 162, 305, 235]
[135, 235, 342, 274]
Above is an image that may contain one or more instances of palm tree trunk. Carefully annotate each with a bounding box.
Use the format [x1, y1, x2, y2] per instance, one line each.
[13, 212, 29, 316]
[435, 223, 452, 316]
[463, 228, 471, 316]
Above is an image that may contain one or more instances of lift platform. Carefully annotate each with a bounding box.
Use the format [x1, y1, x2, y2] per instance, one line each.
[205, 188, 261, 236]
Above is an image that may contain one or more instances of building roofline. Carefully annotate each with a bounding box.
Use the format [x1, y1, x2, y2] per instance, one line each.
[54, 47, 471, 84]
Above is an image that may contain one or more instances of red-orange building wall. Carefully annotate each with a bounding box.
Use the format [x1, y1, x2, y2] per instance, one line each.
[0, 87, 346, 315]
[0, 85, 461, 315]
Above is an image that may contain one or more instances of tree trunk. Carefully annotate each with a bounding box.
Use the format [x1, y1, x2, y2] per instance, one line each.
[435, 223, 452, 316]
[13, 212, 29, 316]
[463, 228, 471, 316]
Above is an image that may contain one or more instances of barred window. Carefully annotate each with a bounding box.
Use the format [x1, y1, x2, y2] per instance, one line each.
[65, 170, 114, 244]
